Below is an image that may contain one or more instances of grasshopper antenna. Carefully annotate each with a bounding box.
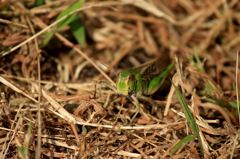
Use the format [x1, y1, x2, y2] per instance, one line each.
[99, 61, 118, 77]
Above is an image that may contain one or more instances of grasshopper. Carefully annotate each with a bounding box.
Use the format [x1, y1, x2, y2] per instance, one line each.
[98, 55, 173, 123]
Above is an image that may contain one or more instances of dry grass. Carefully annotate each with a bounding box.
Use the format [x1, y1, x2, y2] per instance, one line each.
[0, 0, 240, 158]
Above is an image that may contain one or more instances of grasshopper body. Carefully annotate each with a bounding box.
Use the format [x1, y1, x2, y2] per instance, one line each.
[99, 55, 173, 123]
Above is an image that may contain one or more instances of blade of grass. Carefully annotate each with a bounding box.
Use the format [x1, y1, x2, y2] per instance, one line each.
[172, 83, 203, 154]
[173, 84, 199, 135]
[193, 48, 204, 72]
[17, 121, 32, 159]
[69, 16, 85, 48]
[236, 50, 240, 125]
[57, 0, 85, 28]
[187, 51, 222, 99]
[34, 0, 44, 7]
[170, 134, 197, 154]
[42, 0, 85, 47]
[186, 52, 203, 72]
[41, 27, 56, 47]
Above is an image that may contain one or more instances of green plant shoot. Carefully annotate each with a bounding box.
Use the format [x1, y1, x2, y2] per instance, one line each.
[98, 56, 174, 123]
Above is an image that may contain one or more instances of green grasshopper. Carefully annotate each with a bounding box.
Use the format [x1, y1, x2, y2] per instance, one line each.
[98, 55, 174, 123]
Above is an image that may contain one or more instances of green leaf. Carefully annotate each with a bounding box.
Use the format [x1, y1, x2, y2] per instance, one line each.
[41, 0, 85, 47]
[17, 121, 32, 159]
[229, 101, 237, 109]
[82, 126, 87, 132]
[69, 16, 85, 47]
[170, 134, 196, 154]
[41, 28, 56, 47]
[193, 48, 203, 69]
[186, 52, 204, 72]
[35, 0, 44, 7]
[173, 83, 199, 134]
[57, 0, 85, 28]
[173, 83, 204, 153]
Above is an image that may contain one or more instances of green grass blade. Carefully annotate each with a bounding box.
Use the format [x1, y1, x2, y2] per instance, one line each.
[170, 134, 197, 154]
[69, 16, 85, 48]
[82, 126, 87, 132]
[186, 52, 204, 72]
[57, 0, 85, 28]
[42, 0, 85, 47]
[173, 83, 199, 134]
[41, 28, 56, 47]
[172, 83, 203, 153]
[193, 48, 203, 67]
[34, 0, 44, 7]
[17, 121, 32, 159]
[187, 51, 223, 105]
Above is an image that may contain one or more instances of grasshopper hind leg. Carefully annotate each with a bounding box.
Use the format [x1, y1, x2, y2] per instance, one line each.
[139, 96, 163, 120]
[130, 95, 140, 124]
[130, 95, 163, 124]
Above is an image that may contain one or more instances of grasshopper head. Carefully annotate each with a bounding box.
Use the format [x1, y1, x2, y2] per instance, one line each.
[116, 70, 137, 96]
